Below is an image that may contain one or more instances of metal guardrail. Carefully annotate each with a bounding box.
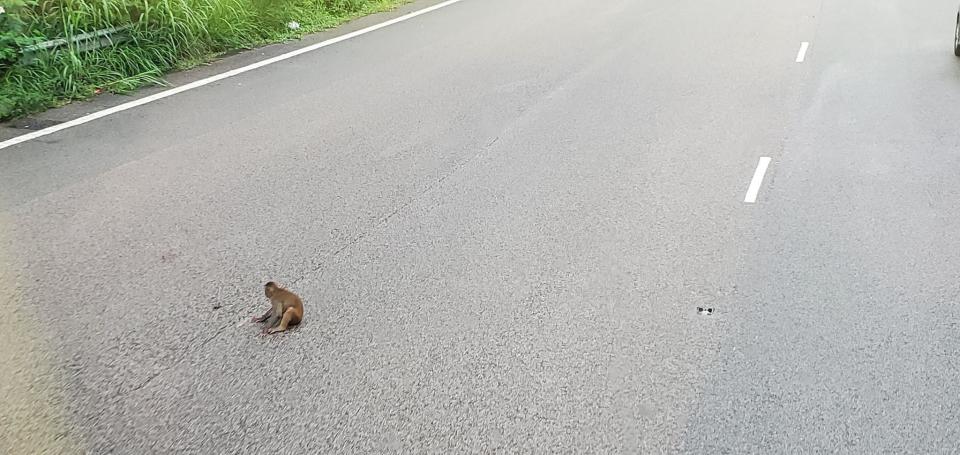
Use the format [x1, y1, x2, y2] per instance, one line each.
[20, 24, 133, 64]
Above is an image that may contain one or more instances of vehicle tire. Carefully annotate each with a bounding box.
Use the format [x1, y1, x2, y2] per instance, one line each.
[954, 14, 960, 56]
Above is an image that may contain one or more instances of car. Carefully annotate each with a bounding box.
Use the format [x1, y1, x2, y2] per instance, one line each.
[955, 4, 960, 56]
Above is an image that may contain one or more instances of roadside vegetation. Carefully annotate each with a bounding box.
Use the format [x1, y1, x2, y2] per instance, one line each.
[0, 0, 407, 120]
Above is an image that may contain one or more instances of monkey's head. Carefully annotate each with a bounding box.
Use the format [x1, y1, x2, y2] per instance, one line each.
[264, 282, 278, 298]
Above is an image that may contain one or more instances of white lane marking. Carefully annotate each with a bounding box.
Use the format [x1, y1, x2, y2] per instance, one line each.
[795, 42, 810, 63]
[744, 157, 772, 203]
[0, 0, 466, 151]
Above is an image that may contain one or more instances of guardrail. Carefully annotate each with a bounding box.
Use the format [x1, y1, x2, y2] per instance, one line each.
[20, 24, 132, 64]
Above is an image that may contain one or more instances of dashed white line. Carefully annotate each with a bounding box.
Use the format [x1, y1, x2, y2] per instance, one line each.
[744, 157, 772, 203]
[795, 42, 810, 63]
[0, 0, 467, 151]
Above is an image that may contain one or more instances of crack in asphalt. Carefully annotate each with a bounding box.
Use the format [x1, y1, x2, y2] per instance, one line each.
[124, 135, 502, 397]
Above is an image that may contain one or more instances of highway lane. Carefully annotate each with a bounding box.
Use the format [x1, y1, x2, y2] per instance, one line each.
[1, 0, 958, 452]
[687, 0, 960, 451]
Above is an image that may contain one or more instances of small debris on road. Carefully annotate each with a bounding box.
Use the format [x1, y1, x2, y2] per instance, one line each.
[697, 307, 714, 316]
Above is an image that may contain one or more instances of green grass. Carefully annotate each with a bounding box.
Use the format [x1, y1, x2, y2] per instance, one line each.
[0, 0, 409, 120]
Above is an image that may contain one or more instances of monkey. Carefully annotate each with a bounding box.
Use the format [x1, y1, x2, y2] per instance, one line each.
[251, 282, 304, 334]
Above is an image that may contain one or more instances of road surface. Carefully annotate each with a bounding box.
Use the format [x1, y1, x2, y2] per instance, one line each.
[2, 0, 960, 452]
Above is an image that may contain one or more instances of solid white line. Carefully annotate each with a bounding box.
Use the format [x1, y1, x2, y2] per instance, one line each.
[795, 42, 810, 63]
[744, 157, 772, 203]
[0, 0, 466, 151]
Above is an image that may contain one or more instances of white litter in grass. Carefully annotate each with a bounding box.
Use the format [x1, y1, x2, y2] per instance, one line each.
[287, 21, 301, 30]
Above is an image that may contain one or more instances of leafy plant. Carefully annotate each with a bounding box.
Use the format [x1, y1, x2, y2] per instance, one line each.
[0, 0, 43, 70]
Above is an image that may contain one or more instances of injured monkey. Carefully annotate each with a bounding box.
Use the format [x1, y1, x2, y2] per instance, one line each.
[252, 282, 304, 334]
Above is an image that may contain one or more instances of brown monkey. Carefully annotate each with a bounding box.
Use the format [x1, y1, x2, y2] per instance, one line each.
[252, 282, 304, 334]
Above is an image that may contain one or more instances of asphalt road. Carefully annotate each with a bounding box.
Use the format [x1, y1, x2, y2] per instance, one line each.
[2, 0, 960, 452]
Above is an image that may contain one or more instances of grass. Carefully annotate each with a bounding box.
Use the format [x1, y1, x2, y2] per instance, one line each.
[0, 0, 409, 120]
